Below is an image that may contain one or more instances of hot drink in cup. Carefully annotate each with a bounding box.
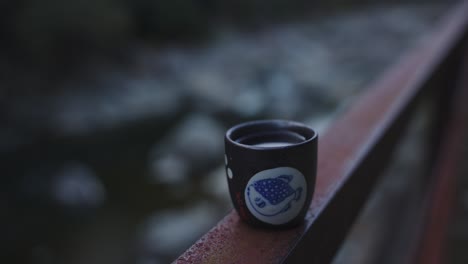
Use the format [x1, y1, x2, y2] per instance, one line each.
[224, 120, 318, 228]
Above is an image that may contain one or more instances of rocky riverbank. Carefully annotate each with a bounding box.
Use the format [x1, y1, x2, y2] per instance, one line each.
[1, 3, 451, 264]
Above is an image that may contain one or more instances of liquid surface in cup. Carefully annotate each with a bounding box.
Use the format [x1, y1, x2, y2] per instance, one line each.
[252, 142, 294, 147]
[236, 131, 305, 148]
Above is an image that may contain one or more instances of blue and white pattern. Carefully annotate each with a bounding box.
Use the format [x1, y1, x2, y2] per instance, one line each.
[245, 167, 307, 225]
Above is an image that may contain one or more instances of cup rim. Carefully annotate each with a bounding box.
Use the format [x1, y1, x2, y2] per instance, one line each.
[226, 119, 318, 150]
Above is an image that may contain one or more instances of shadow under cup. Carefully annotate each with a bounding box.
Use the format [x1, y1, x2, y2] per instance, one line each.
[225, 120, 318, 228]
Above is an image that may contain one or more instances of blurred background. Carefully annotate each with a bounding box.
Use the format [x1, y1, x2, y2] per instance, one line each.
[0, 0, 458, 263]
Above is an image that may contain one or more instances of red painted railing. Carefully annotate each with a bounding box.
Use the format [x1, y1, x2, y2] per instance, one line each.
[413, 33, 468, 264]
[175, 1, 468, 263]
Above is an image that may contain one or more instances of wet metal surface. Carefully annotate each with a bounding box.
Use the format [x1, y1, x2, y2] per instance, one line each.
[415, 41, 468, 264]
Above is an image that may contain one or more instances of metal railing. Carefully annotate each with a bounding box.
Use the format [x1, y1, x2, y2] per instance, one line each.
[175, 1, 468, 263]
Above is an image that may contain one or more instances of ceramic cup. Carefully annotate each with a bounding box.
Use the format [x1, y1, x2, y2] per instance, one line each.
[224, 120, 318, 228]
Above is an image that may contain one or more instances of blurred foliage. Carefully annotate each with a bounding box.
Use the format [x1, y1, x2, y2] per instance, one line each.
[0, 0, 444, 66]
[16, 0, 132, 52]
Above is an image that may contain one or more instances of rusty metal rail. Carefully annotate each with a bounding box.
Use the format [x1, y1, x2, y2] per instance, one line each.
[413, 34, 468, 264]
[175, 1, 468, 263]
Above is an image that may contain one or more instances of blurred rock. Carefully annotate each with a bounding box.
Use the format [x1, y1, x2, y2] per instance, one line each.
[264, 72, 302, 119]
[148, 114, 225, 184]
[11, 161, 105, 219]
[169, 114, 225, 168]
[52, 162, 106, 210]
[138, 202, 219, 256]
[184, 66, 238, 112]
[149, 154, 189, 185]
[232, 87, 267, 118]
[202, 166, 231, 206]
[52, 78, 185, 134]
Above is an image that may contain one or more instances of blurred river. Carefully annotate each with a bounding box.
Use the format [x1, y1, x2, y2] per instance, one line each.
[1, 3, 450, 264]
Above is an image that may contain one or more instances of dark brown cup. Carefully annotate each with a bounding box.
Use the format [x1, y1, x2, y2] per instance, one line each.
[224, 120, 318, 228]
